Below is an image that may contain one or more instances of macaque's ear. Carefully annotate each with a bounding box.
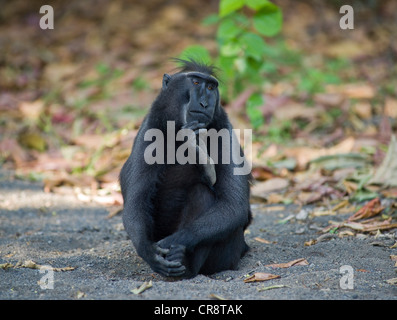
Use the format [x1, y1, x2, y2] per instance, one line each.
[162, 74, 171, 90]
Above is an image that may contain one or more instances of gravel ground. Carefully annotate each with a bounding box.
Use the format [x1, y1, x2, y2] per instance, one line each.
[0, 169, 396, 301]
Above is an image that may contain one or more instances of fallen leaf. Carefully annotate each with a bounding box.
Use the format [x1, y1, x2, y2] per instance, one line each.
[314, 92, 344, 107]
[266, 193, 285, 204]
[18, 131, 46, 151]
[332, 199, 349, 211]
[325, 218, 397, 233]
[251, 178, 289, 198]
[326, 83, 375, 99]
[338, 230, 355, 237]
[254, 237, 272, 244]
[342, 180, 358, 194]
[8, 260, 75, 271]
[357, 269, 370, 273]
[264, 205, 286, 212]
[304, 239, 317, 246]
[18, 100, 44, 121]
[251, 166, 276, 181]
[257, 284, 288, 292]
[265, 258, 309, 268]
[347, 198, 384, 221]
[386, 278, 397, 285]
[209, 293, 227, 300]
[312, 209, 336, 216]
[368, 135, 397, 187]
[381, 188, 397, 198]
[244, 272, 280, 283]
[0, 263, 14, 270]
[131, 280, 152, 294]
[384, 98, 397, 118]
[283, 137, 355, 169]
[273, 102, 319, 121]
[325, 39, 375, 59]
[106, 206, 123, 219]
[310, 153, 368, 171]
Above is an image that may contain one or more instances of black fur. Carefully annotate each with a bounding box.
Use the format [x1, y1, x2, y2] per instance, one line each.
[120, 58, 251, 278]
[173, 58, 219, 78]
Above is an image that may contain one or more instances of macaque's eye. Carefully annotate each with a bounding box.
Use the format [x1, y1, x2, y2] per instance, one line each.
[193, 80, 199, 85]
[207, 85, 213, 90]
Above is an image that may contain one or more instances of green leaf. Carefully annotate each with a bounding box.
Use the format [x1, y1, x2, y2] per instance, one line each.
[220, 42, 241, 57]
[179, 45, 211, 65]
[201, 14, 220, 26]
[246, 0, 270, 11]
[95, 63, 110, 75]
[217, 18, 241, 41]
[253, 3, 282, 37]
[239, 32, 266, 61]
[219, 0, 245, 17]
[352, 190, 379, 202]
[217, 56, 236, 79]
[246, 93, 264, 129]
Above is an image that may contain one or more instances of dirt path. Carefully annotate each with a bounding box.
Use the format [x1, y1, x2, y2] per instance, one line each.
[0, 169, 396, 301]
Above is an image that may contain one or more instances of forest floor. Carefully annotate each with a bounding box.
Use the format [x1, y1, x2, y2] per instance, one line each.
[1, 169, 396, 300]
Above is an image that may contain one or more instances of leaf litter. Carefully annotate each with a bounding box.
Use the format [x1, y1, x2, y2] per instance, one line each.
[0, 260, 75, 272]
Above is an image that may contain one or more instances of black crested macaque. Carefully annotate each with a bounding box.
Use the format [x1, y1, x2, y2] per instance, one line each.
[120, 58, 252, 278]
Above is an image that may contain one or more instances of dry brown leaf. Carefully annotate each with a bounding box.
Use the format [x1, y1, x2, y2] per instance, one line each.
[244, 272, 280, 283]
[384, 98, 397, 118]
[0, 263, 14, 270]
[326, 83, 375, 99]
[72, 134, 107, 149]
[352, 102, 372, 119]
[332, 199, 350, 211]
[251, 166, 276, 181]
[381, 188, 397, 198]
[325, 40, 375, 59]
[266, 193, 285, 204]
[265, 258, 309, 268]
[9, 260, 75, 272]
[342, 180, 358, 194]
[329, 218, 397, 233]
[312, 209, 336, 217]
[304, 239, 317, 246]
[0, 138, 30, 167]
[348, 198, 384, 221]
[283, 137, 355, 169]
[264, 205, 286, 212]
[18, 100, 44, 121]
[368, 135, 397, 187]
[106, 206, 123, 219]
[314, 93, 344, 107]
[43, 62, 80, 84]
[254, 237, 273, 244]
[209, 293, 227, 300]
[338, 230, 355, 237]
[273, 102, 320, 121]
[251, 178, 289, 198]
[257, 284, 288, 292]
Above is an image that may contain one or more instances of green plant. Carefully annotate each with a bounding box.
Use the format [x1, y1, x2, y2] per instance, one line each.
[179, 0, 283, 129]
